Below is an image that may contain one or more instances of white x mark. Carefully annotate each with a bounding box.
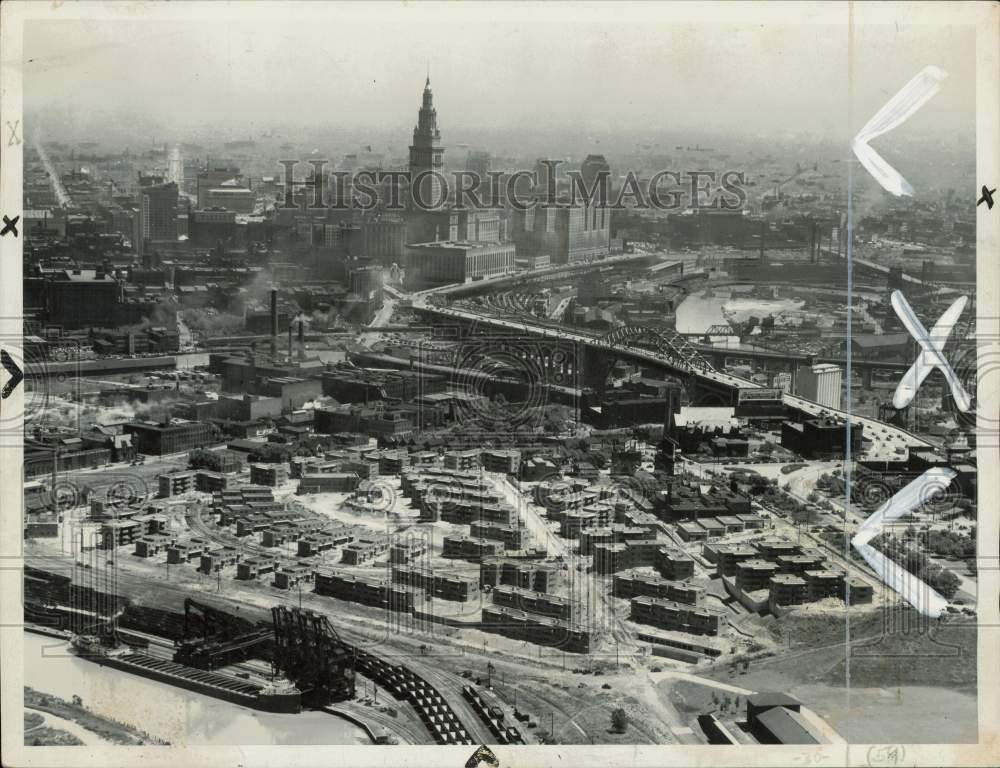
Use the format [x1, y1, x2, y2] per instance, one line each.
[891, 290, 971, 412]
[852, 468, 956, 618]
[6, 120, 21, 147]
[852, 66, 947, 196]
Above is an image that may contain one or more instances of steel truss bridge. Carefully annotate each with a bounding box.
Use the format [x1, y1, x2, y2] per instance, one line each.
[600, 325, 715, 374]
[412, 301, 936, 449]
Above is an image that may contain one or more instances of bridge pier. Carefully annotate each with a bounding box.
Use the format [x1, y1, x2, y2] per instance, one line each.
[861, 367, 873, 389]
[581, 346, 612, 394]
[688, 377, 738, 408]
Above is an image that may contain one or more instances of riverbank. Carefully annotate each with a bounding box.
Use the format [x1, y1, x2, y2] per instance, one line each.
[25, 687, 169, 745]
[23, 631, 372, 745]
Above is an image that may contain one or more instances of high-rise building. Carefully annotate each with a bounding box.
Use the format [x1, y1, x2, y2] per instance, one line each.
[795, 363, 842, 410]
[202, 183, 255, 213]
[408, 77, 445, 211]
[349, 265, 384, 306]
[361, 213, 408, 265]
[512, 201, 612, 265]
[135, 181, 178, 258]
[197, 163, 243, 208]
[580, 154, 611, 190]
[772, 371, 793, 394]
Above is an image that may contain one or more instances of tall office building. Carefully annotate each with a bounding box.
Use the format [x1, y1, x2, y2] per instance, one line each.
[512, 201, 611, 265]
[349, 265, 384, 306]
[795, 363, 842, 410]
[197, 163, 243, 208]
[408, 77, 445, 210]
[135, 180, 178, 258]
[580, 154, 611, 190]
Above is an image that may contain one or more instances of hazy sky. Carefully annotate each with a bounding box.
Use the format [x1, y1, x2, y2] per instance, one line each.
[22, 5, 976, 144]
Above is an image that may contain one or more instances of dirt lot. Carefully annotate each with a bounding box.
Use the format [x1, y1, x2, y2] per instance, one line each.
[697, 608, 978, 743]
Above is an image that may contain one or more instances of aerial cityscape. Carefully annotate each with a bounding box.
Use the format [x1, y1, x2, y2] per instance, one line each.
[14, 8, 982, 754]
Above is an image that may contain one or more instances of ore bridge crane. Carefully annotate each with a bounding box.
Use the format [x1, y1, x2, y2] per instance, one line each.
[271, 606, 356, 707]
[173, 598, 273, 671]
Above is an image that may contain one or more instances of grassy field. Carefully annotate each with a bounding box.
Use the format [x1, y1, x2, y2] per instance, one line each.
[24, 687, 169, 746]
[668, 680, 747, 720]
[24, 726, 85, 746]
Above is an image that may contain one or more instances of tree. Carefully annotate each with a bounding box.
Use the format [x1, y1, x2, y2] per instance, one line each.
[188, 448, 222, 472]
[611, 708, 628, 733]
[924, 566, 961, 599]
[250, 443, 293, 463]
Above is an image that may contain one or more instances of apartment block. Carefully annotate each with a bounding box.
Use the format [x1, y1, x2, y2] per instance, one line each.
[491, 584, 573, 620]
[314, 569, 420, 612]
[479, 558, 562, 593]
[481, 605, 594, 654]
[613, 571, 703, 605]
[442, 535, 505, 561]
[341, 536, 390, 565]
[469, 521, 529, 550]
[735, 559, 781, 593]
[391, 565, 480, 602]
[629, 596, 726, 636]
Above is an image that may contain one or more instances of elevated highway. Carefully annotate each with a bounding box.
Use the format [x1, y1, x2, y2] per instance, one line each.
[412, 298, 934, 454]
[409, 251, 656, 300]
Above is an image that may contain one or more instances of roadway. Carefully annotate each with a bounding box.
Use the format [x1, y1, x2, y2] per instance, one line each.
[357, 296, 398, 347]
[411, 299, 934, 460]
[409, 251, 654, 300]
[33, 138, 73, 208]
[492, 474, 641, 654]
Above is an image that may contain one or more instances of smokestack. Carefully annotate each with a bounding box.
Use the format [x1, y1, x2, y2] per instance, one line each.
[759, 220, 766, 265]
[297, 319, 306, 362]
[810, 220, 817, 263]
[288, 323, 294, 364]
[270, 288, 278, 360]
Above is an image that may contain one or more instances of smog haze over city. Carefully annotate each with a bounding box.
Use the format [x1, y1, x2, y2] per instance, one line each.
[26, 14, 974, 148]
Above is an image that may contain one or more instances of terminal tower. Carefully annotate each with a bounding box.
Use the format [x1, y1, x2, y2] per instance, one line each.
[408, 77, 446, 211]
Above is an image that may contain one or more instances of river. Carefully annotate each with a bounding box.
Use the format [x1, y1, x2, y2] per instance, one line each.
[674, 285, 805, 338]
[23, 632, 370, 745]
